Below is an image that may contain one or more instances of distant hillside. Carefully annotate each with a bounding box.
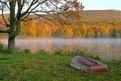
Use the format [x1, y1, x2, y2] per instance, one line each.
[81, 10, 121, 22]
[0, 10, 121, 23]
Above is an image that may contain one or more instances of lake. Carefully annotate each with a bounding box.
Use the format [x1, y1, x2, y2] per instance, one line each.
[0, 38, 121, 60]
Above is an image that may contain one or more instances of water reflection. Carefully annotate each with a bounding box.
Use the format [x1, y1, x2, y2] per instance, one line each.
[30, 42, 38, 53]
[0, 38, 121, 60]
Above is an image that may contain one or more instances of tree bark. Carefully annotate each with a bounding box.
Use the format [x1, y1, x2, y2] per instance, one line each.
[7, 21, 21, 53]
[7, 35, 15, 53]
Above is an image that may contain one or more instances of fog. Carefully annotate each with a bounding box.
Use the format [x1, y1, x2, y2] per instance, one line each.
[1, 38, 121, 60]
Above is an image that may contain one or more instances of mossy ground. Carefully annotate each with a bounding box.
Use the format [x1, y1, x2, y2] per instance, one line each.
[0, 50, 121, 81]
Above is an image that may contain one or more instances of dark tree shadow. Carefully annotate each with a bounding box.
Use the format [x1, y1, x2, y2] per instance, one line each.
[0, 58, 10, 60]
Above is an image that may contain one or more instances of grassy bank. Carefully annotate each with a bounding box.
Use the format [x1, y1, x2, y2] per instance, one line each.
[0, 50, 121, 81]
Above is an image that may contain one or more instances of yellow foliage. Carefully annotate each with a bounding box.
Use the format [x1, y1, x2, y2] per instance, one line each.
[21, 20, 121, 38]
[42, 23, 52, 37]
[29, 20, 37, 38]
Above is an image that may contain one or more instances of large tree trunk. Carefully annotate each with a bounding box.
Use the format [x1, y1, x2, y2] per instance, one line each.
[7, 35, 15, 53]
[7, 21, 21, 53]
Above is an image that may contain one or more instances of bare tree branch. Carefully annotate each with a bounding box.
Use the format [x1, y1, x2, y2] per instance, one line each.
[1, 3, 9, 27]
[0, 29, 9, 33]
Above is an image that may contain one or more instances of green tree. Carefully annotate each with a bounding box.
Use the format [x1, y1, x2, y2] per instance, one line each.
[0, 0, 83, 53]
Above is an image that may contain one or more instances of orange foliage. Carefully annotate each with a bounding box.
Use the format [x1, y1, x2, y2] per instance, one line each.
[29, 20, 37, 38]
[21, 20, 121, 38]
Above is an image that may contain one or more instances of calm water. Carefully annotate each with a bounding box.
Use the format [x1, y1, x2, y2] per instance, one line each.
[1, 38, 121, 60]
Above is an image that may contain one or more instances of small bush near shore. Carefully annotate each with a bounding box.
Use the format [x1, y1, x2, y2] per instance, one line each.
[0, 42, 4, 52]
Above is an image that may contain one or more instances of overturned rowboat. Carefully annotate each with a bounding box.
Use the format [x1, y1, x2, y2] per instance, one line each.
[70, 56, 108, 73]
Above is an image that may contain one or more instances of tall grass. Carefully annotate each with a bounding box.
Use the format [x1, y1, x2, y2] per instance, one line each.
[0, 42, 4, 52]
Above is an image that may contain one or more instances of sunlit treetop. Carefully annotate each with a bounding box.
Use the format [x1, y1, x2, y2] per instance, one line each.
[0, 0, 83, 12]
[0, 0, 84, 27]
[0, 0, 84, 25]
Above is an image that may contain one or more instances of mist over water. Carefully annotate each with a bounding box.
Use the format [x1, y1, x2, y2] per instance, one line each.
[1, 38, 121, 60]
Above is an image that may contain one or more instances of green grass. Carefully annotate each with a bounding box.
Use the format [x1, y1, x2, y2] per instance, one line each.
[0, 50, 121, 81]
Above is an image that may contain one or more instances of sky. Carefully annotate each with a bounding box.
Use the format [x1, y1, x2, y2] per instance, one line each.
[80, 0, 121, 10]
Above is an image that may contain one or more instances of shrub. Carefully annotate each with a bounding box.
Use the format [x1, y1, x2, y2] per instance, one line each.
[23, 49, 31, 54]
[71, 49, 100, 60]
[0, 42, 4, 52]
[53, 49, 68, 55]
[38, 49, 48, 54]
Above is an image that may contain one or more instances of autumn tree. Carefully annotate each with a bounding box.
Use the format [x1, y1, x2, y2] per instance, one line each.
[29, 20, 37, 38]
[0, 0, 83, 52]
